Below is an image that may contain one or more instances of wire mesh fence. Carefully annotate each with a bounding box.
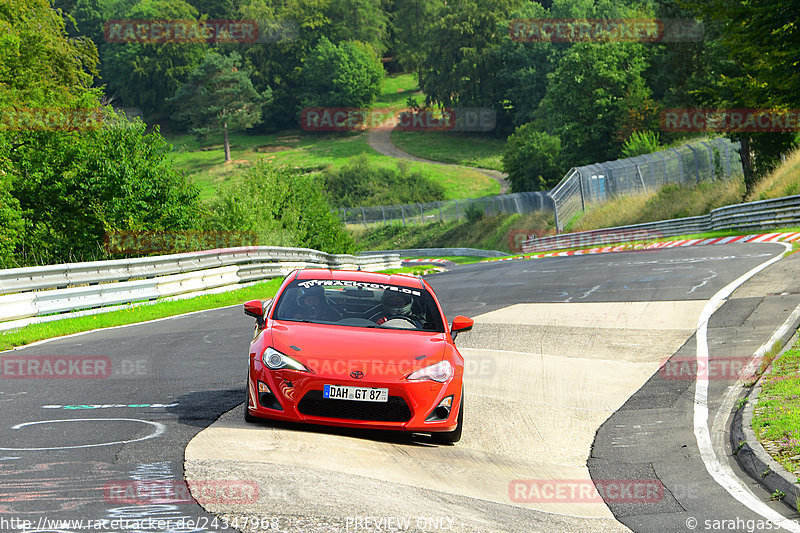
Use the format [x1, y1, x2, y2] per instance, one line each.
[338, 191, 553, 226]
[550, 138, 742, 231]
[337, 137, 742, 231]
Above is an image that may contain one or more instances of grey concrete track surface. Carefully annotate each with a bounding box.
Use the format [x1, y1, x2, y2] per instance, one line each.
[0, 243, 794, 533]
[590, 250, 800, 532]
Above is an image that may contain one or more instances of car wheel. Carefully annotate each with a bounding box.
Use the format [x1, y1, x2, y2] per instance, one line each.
[431, 392, 463, 444]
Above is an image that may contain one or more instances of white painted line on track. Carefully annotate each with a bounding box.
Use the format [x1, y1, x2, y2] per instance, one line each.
[0, 418, 166, 451]
[694, 241, 800, 532]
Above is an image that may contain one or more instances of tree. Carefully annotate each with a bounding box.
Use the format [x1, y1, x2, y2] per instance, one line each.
[169, 51, 272, 162]
[681, 0, 800, 193]
[325, 0, 389, 55]
[100, 0, 207, 116]
[535, 42, 651, 166]
[299, 37, 384, 108]
[0, 0, 100, 109]
[388, 0, 443, 78]
[503, 125, 562, 192]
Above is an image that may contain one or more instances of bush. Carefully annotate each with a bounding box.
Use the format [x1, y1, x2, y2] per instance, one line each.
[323, 155, 445, 207]
[299, 37, 384, 109]
[6, 109, 201, 265]
[620, 130, 661, 158]
[207, 160, 355, 254]
[503, 124, 562, 192]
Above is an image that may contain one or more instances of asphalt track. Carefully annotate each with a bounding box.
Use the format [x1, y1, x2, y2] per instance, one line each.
[1, 243, 799, 533]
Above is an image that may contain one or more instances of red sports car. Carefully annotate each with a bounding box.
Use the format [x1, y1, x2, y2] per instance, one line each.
[243, 269, 473, 443]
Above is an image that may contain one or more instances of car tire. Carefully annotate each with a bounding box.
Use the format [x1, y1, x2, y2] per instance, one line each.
[431, 391, 463, 444]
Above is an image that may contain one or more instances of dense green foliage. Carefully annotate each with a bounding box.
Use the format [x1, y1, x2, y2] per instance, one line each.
[322, 155, 446, 207]
[503, 126, 562, 192]
[206, 160, 355, 254]
[299, 37, 384, 109]
[4, 0, 799, 266]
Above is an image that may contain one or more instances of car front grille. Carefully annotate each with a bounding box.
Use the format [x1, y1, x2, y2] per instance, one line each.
[297, 390, 412, 422]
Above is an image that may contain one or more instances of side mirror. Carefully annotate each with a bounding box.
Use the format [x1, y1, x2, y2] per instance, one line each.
[450, 315, 473, 341]
[244, 299, 269, 328]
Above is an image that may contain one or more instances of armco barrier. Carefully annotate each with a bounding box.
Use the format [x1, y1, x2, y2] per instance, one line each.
[0, 247, 400, 325]
[522, 194, 800, 253]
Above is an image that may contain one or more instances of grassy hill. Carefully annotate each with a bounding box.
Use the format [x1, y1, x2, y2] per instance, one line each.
[165, 73, 503, 203]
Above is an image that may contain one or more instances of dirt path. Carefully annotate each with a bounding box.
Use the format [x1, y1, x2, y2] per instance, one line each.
[366, 121, 510, 194]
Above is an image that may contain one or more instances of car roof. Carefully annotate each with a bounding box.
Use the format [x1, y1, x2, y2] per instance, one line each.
[294, 269, 425, 290]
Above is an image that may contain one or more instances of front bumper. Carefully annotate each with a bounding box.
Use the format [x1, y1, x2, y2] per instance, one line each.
[247, 360, 462, 432]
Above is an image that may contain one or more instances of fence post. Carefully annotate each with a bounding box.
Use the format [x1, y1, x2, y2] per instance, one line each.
[438, 202, 443, 222]
[359, 206, 367, 227]
[380, 206, 386, 225]
[669, 148, 684, 182]
[400, 205, 406, 226]
[418, 203, 423, 223]
[686, 144, 701, 183]
[577, 170, 586, 211]
[636, 165, 647, 193]
[455, 200, 460, 220]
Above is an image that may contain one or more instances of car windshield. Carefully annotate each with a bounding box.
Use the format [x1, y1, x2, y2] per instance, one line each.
[272, 279, 445, 332]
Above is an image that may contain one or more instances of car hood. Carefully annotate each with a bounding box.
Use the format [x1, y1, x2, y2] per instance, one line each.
[268, 321, 447, 380]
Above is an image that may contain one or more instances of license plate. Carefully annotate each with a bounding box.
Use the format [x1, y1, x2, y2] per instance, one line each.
[323, 384, 388, 402]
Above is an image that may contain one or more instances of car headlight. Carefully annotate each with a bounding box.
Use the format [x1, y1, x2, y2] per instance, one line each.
[406, 360, 453, 382]
[262, 347, 310, 372]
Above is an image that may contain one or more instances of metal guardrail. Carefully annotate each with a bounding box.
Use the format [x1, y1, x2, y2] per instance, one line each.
[359, 248, 506, 258]
[0, 246, 401, 325]
[522, 194, 800, 253]
[338, 191, 553, 226]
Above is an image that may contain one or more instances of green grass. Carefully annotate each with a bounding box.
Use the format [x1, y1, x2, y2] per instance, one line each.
[0, 279, 283, 352]
[351, 212, 557, 253]
[373, 73, 423, 111]
[747, 147, 800, 201]
[569, 177, 747, 232]
[167, 131, 499, 202]
[752, 340, 800, 477]
[390, 131, 506, 171]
